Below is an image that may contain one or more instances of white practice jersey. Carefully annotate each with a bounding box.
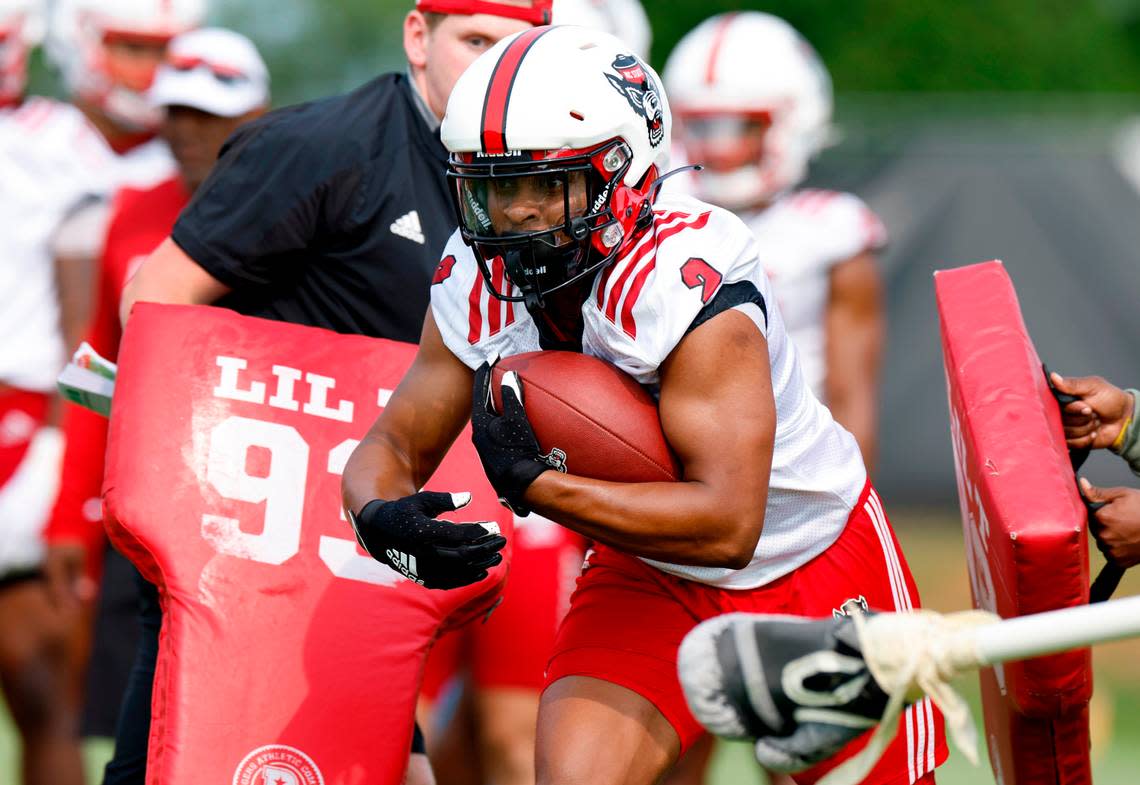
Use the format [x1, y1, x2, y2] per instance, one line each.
[742, 189, 887, 399]
[0, 97, 173, 392]
[431, 194, 866, 589]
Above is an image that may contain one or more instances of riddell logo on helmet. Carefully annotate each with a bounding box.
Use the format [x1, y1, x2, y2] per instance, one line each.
[590, 180, 615, 214]
[233, 744, 323, 785]
[604, 54, 664, 148]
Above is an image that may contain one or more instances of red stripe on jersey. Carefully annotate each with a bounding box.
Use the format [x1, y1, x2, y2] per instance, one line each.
[794, 189, 838, 216]
[660, 211, 711, 244]
[704, 13, 738, 85]
[480, 27, 551, 154]
[599, 212, 693, 320]
[860, 206, 887, 248]
[489, 256, 505, 335]
[789, 190, 819, 211]
[467, 271, 484, 344]
[595, 260, 620, 309]
[618, 212, 712, 338]
[603, 227, 662, 323]
[16, 97, 52, 131]
[619, 261, 655, 338]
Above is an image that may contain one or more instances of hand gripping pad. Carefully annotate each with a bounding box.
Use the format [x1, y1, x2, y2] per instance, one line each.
[935, 261, 1091, 785]
[103, 304, 511, 785]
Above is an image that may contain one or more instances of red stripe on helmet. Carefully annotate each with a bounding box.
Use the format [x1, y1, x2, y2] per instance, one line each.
[704, 13, 738, 86]
[480, 26, 552, 154]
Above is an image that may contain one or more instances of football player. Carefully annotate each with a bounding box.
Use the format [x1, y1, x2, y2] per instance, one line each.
[43, 26, 267, 767]
[343, 25, 944, 785]
[415, 6, 649, 785]
[664, 12, 886, 471]
[0, 2, 200, 782]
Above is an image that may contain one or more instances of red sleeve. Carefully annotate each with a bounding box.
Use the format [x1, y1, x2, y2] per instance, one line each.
[43, 199, 125, 565]
[43, 404, 108, 556]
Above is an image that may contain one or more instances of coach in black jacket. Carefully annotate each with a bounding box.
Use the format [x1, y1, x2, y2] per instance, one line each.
[112, 4, 550, 785]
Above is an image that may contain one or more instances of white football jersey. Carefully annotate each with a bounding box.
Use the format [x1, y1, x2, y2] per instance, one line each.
[0, 97, 173, 392]
[431, 193, 866, 589]
[740, 189, 886, 399]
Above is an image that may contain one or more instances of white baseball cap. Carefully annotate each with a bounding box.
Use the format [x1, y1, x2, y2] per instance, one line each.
[149, 28, 269, 118]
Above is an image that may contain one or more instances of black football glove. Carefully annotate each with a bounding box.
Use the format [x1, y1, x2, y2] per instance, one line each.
[347, 491, 506, 590]
[471, 361, 566, 516]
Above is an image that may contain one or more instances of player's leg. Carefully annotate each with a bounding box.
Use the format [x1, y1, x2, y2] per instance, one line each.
[0, 401, 84, 785]
[661, 731, 796, 785]
[659, 730, 714, 785]
[471, 519, 585, 785]
[417, 622, 482, 785]
[473, 687, 540, 785]
[789, 483, 944, 785]
[404, 723, 436, 785]
[537, 546, 718, 785]
[537, 675, 680, 785]
[0, 578, 85, 785]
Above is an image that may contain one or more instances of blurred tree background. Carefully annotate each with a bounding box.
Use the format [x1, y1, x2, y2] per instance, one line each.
[207, 0, 1140, 100]
[29, 0, 1140, 104]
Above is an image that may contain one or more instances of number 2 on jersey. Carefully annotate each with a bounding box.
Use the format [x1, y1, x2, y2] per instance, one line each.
[680, 257, 722, 304]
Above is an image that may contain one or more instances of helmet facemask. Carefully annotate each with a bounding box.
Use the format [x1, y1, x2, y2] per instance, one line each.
[450, 138, 635, 310]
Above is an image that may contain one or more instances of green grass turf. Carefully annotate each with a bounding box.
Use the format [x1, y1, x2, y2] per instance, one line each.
[3, 515, 1139, 783]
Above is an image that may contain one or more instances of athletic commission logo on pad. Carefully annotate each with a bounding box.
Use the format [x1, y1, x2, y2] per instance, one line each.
[233, 745, 324, 785]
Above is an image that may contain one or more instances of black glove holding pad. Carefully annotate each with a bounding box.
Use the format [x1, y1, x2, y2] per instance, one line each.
[349, 490, 505, 590]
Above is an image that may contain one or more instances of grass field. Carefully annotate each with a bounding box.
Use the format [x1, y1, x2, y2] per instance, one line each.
[3, 512, 1139, 783]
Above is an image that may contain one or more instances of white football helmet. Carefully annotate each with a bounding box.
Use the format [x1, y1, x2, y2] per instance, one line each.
[442, 25, 670, 310]
[0, 0, 43, 106]
[46, 0, 206, 130]
[552, 0, 651, 60]
[664, 12, 833, 209]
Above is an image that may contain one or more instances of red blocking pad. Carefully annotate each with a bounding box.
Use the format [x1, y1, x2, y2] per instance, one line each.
[935, 261, 1091, 785]
[103, 303, 510, 785]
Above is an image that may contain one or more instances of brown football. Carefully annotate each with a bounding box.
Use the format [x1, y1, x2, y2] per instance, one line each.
[491, 351, 680, 483]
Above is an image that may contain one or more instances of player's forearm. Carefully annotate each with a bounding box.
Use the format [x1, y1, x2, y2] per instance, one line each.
[524, 471, 763, 567]
[120, 238, 230, 326]
[341, 432, 421, 515]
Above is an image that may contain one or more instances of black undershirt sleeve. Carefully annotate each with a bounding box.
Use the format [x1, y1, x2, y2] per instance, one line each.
[684, 280, 768, 337]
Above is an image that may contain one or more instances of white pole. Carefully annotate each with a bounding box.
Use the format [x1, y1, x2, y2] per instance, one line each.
[973, 594, 1140, 666]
